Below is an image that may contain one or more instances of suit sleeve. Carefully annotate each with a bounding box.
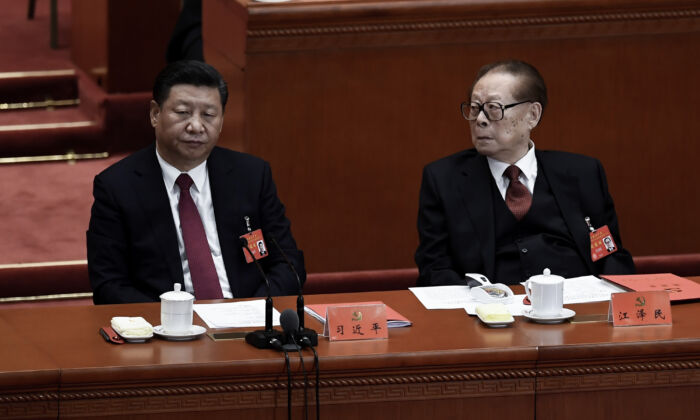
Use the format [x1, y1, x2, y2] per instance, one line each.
[87, 174, 154, 304]
[254, 162, 305, 297]
[414, 165, 468, 287]
[592, 160, 635, 275]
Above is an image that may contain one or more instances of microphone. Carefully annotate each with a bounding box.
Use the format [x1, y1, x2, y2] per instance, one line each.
[280, 308, 301, 351]
[241, 237, 283, 349]
[268, 234, 318, 347]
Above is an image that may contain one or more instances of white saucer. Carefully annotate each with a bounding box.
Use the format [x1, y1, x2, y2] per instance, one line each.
[153, 325, 207, 341]
[523, 308, 576, 324]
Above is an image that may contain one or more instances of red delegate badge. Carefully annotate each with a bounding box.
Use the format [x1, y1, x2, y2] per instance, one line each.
[239, 229, 269, 263]
[590, 225, 617, 262]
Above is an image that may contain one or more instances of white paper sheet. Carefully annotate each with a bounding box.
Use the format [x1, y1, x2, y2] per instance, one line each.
[194, 300, 281, 329]
[409, 285, 476, 309]
[409, 285, 527, 314]
[559, 275, 627, 304]
[412, 276, 625, 316]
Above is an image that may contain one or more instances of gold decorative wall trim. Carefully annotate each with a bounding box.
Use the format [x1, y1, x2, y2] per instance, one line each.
[0, 151, 108, 164]
[0, 98, 80, 111]
[0, 69, 75, 79]
[248, 8, 700, 38]
[0, 292, 92, 303]
[0, 121, 95, 132]
[0, 259, 87, 269]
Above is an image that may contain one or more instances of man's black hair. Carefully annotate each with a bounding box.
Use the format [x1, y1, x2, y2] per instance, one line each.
[152, 60, 228, 110]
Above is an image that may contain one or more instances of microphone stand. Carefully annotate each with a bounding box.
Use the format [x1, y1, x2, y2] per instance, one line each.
[241, 238, 283, 349]
[268, 234, 318, 346]
[280, 309, 309, 420]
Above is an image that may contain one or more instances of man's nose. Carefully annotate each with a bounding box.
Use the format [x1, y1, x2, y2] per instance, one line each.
[187, 116, 205, 132]
[476, 109, 490, 127]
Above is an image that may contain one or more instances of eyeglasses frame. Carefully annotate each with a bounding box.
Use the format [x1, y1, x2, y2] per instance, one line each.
[460, 99, 533, 121]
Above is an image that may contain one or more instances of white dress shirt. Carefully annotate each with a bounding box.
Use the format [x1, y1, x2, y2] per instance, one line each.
[156, 150, 233, 298]
[487, 141, 538, 200]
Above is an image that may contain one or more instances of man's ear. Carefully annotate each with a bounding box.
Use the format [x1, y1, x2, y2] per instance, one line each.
[149, 100, 160, 128]
[527, 102, 543, 129]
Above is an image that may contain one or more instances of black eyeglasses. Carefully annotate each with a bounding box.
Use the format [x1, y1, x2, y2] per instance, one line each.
[460, 100, 533, 121]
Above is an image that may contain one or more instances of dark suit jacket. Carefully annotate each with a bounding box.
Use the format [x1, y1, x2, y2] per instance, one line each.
[87, 145, 305, 304]
[415, 149, 634, 286]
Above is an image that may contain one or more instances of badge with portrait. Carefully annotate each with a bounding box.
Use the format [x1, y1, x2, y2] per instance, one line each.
[590, 225, 618, 262]
[239, 229, 269, 263]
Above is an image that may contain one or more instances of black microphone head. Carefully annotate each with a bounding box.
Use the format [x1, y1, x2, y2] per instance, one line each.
[280, 308, 299, 333]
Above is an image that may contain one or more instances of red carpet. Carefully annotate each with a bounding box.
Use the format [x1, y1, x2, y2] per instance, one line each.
[0, 0, 72, 72]
[0, 154, 127, 264]
[0, 0, 150, 272]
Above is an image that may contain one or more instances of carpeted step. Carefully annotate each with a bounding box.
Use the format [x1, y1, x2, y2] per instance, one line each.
[0, 106, 105, 158]
[0, 69, 79, 111]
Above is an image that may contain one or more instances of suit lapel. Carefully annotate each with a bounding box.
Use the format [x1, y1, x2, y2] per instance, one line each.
[537, 151, 595, 273]
[456, 154, 496, 279]
[132, 145, 184, 286]
[207, 148, 243, 296]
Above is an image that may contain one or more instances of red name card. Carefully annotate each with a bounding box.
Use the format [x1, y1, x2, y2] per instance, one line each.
[324, 303, 388, 341]
[608, 291, 672, 327]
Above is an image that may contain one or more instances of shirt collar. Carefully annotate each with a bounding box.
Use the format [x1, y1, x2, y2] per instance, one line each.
[155, 149, 208, 193]
[487, 140, 538, 182]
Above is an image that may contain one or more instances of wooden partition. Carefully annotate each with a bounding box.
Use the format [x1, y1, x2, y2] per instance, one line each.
[203, 0, 700, 273]
[71, 0, 180, 92]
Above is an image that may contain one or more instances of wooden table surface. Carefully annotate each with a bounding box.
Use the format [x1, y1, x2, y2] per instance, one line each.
[1, 280, 699, 419]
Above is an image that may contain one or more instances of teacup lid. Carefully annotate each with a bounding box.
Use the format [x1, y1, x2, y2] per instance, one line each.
[528, 268, 564, 283]
[160, 283, 194, 301]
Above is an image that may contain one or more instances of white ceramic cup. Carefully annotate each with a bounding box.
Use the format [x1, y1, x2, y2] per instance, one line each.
[525, 269, 564, 317]
[160, 283, 194, 334]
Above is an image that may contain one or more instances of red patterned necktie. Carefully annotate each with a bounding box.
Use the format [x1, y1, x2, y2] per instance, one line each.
[504, 165, 532, 221]
[175, 174, 223, 299]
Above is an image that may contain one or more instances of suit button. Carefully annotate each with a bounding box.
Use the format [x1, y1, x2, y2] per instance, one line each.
[521, 248, 528, 253]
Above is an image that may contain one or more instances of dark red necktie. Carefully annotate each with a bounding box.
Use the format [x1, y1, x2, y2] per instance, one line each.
[175, 174, 223, 299]
[504, 165, 532, 221]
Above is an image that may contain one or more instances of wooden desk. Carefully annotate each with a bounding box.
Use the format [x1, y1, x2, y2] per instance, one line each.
[1, 283, 699, 419]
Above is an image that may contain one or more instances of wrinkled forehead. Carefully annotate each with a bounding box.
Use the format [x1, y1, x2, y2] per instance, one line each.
[470, 70, 523, 102]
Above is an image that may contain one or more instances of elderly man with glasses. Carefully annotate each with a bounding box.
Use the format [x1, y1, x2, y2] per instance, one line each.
[415, 60, 634, 287]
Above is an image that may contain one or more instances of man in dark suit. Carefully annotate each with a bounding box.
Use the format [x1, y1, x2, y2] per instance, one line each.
[88, 61, 304, 304]
[415, 60, 634, 286]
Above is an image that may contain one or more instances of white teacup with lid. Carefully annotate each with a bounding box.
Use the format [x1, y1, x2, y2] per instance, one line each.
[525, 268, 564, 317]
[160, 283, 194, 334]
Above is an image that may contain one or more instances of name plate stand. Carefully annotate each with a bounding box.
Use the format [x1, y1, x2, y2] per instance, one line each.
[324, 304, 388, 341]
[608, 291, 672, 326]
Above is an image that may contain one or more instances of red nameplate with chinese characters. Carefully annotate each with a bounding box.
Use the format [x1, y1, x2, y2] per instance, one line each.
[590, 225, 618, 262]
[608, 291, 672, 326]
[239, 229, 269, 263]
[325, 304, 388, 341]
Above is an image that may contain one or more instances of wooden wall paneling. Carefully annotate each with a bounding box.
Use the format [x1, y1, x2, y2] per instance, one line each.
[105, 0, 180, 93]
[71, 0, 180, 92]
[204, 0, 700, 273]
[70, 0, 108, 86]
